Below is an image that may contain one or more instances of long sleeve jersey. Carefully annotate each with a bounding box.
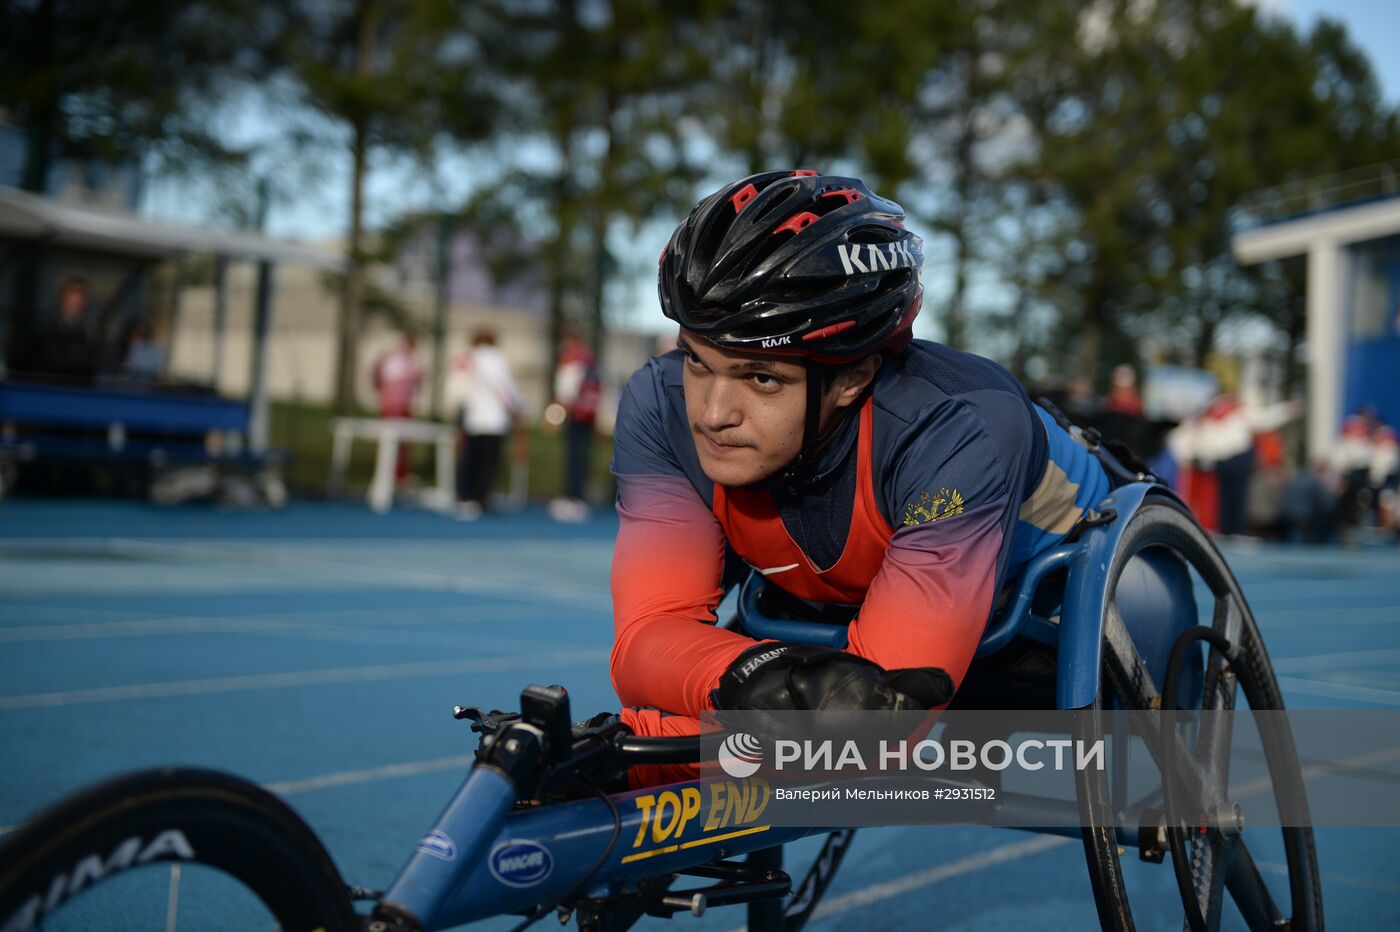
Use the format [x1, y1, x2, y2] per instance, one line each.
[609, 340, 1110, 718]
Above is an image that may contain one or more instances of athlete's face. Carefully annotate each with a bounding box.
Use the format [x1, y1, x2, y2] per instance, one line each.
[678, 330, 879, 487]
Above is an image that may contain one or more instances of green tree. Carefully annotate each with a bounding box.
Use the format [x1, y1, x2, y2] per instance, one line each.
[0, 0, 279, 194]
[994, 0, 1400, 384]
[464, 0, 712, 385]
[276, 0, 497, 412]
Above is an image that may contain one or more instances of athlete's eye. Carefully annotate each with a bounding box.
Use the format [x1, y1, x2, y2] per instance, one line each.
[749, 373, 782, 392]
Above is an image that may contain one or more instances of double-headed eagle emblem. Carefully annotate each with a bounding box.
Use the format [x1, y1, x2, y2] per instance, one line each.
[902, 487, 966, 527]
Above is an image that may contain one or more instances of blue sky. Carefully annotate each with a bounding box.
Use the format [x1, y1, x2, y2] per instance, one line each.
[1266, 0, 1399, 106]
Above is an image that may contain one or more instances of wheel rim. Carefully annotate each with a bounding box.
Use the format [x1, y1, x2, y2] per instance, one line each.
[1082, 496, 1323, 932]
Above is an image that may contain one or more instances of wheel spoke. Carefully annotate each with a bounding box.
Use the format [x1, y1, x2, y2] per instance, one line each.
[1103, 606, 1227, 814]
[1186, 833, 1237, 931]
[165, 862, 182, 932]
[1224, 841, 1285, 932]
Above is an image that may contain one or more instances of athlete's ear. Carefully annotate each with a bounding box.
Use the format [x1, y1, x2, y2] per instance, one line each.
[830, 354, 882, 409]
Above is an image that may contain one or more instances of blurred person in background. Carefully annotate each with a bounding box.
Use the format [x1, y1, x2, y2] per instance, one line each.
[372, 331, 424, 481]
[1333, 407, 1379, 531]
[1370, 422, 1398, 539]
[1062, 374, 1100, 422]
[120, 320, 166, 380]
[449, 330, 522, 520]
[1104, 363, 1143, 417]
[549, 326, 602, 522]
[1196, 397, 1253, 507]
[1246, 425, 1288, 539]
[29, 277, 98, 383]
[1281, 460, 1339, 544]
[1168, 393, 1297, 537]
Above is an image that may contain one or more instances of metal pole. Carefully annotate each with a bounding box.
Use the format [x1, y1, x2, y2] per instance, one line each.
[212, 256, 229, 389]
[430, 214, 452, 421]
[249, 259, 274, 454]
[248, 179, 273, 454]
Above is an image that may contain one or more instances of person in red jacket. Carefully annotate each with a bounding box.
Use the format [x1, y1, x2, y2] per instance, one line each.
[372, 333, 424, 480]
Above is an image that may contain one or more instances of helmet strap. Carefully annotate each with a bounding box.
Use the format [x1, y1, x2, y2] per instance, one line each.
[802, 361, 825, 464]
[776, 360, 826, 485]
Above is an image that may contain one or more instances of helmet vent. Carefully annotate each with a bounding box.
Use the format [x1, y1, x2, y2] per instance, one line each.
[847, 224, 899, 245]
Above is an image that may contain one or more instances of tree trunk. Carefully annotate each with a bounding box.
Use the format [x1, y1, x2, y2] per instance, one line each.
[1080, 271, 1106, 389]
[334, 1, 378, 414]
[589, 69, 620, 374]
[21, 0, 57, 195]
[945, 52, 978, 351]
[545, 0, 581, 397]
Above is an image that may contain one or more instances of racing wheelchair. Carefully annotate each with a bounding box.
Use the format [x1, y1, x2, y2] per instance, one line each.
[0, 481, 1321, 932]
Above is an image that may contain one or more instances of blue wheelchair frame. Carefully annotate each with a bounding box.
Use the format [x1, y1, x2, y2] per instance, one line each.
[376, 482, 1210, 929]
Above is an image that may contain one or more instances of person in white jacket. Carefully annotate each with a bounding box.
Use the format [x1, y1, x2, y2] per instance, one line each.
[448, 330, 522, 519]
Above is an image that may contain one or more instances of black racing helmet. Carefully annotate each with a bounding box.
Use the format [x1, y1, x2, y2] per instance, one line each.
[659, 169, 924, 363]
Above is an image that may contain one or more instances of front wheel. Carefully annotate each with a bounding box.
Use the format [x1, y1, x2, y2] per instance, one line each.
[0, 767, 359, 931]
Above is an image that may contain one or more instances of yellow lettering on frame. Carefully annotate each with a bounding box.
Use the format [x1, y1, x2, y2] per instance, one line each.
[705, 783, 726, 831]
[746, 780, 771, 822]
[674, 787, 703, 839]
[632, 794, 655, 848]
[726, 781, 749, 825]
[652, 790, 683, 843]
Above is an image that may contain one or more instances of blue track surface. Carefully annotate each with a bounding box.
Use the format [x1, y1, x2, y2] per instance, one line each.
[2, 499, 1398, 930]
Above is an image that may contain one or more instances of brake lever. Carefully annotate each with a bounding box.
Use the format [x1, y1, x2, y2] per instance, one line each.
[453, 705, 515, 735]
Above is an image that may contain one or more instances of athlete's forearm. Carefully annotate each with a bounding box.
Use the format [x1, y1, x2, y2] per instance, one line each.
[611, 614, 755, 714]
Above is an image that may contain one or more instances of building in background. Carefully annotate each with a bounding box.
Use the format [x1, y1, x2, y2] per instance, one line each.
[166, 227, 658, 430]
[1233, 161, 1400, 460]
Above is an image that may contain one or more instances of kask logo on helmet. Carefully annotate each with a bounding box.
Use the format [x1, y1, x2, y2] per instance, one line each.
[836, 241, 918, 276]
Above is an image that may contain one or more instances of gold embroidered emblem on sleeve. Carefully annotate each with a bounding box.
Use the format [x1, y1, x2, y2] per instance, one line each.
[902, 487, 966, 526]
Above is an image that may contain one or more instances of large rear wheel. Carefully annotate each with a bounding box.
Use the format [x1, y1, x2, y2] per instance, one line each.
[0, 767, 359, 931]
[1078, 495, 1323, 932]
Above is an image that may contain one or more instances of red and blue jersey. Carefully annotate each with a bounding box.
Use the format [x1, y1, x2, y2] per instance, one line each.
[610, 340, 1109, 727]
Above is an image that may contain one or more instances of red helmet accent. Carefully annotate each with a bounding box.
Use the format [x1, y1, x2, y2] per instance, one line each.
[773, 211, 820, 236]
[821, 188, 865, 205]
[729, 183, 758, 213]
[789, 169, 819, 176]
[802, 320, 858, 342]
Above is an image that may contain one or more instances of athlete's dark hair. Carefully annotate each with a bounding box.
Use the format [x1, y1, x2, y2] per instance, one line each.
[658, 169, 923, 364]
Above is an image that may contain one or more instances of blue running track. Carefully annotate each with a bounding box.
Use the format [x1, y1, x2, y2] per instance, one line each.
[1, 499, 1397, 930]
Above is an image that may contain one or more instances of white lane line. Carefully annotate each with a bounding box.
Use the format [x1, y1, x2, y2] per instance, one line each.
[1255, 605, 1400, 628]
[0, 538, 613, 606]
[1233, 745, 1400, 801]
[1257, 860, 1400, 895]
[1272, 648, 1400, 674]
[1277, 677, 1400, 707]
[233, 626, 597, 654]
[0, 649, 609, 710]
[0, 753, 481, 838]
[0, 604, 512, 642]
[264, 754, 476, 796]
[105, 537, 613, 606]
[807, 834, 1071, 920]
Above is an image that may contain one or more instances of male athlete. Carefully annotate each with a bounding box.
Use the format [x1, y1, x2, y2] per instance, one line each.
[609, 170, 1111, 787]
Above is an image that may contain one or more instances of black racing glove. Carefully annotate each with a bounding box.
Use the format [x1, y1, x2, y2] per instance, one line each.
[713, 643, 953, 712]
